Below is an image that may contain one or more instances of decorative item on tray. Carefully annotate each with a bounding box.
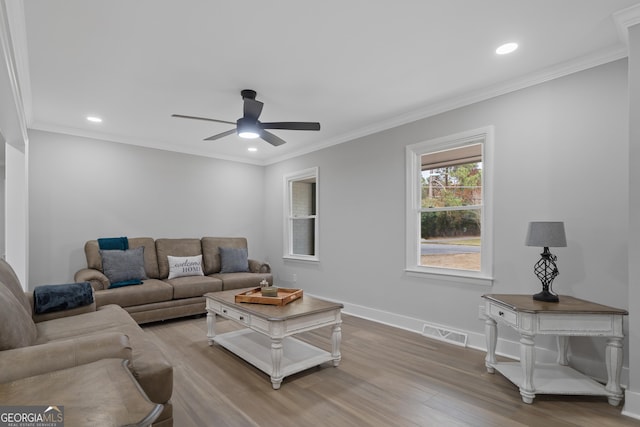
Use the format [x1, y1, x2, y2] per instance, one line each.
[261, 287, 278, 297]
[259, 279, 278, 297]
[235, 285, 303, 306]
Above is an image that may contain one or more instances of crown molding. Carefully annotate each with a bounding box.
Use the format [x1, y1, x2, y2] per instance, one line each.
[3, 0, 31, 126]
[264, 45, 628, 166]
[30, 43, 628, 168]
[28, 122, 267, 166]
[614, 3, 640, 45]
[0, 0, 28, 148]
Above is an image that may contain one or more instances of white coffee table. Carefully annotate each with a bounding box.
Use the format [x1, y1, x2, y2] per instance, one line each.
[205, 288, 343, 389]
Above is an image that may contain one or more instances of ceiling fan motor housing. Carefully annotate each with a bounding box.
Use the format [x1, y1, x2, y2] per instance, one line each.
[237, 117, 260, 138]
[241, 89, 257, 100]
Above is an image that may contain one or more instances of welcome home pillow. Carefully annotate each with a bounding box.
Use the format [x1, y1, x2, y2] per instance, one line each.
[167, 255, 204, 279]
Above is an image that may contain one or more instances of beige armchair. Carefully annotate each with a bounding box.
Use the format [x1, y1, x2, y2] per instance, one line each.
[0, 258, 173, 427]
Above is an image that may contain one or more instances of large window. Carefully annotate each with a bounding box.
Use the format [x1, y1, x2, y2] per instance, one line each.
[284, 167, 319, 261]
[406, 127, 493, 284]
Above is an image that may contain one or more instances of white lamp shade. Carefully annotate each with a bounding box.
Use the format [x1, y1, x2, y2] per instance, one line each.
[525, 221, 567, 247]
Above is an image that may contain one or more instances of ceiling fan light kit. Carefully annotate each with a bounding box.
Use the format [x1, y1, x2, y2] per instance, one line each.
[172, 89, 321, 146]
[237, 117, 260, 139]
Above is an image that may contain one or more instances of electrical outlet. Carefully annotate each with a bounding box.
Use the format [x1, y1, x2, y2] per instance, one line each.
[292, 273, 297, 283]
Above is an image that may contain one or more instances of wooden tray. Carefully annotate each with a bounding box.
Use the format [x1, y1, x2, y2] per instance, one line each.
[235, 287, 303, 306]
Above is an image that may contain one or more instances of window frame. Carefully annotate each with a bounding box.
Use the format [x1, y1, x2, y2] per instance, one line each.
[405, 127, 494, 285]
[283, 167, 319, 262]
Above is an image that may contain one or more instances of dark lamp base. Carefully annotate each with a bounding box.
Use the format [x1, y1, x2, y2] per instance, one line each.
[533, 290, 559, 303]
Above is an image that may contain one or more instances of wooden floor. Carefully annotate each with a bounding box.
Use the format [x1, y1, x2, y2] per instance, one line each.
[143, 314, 640, 427]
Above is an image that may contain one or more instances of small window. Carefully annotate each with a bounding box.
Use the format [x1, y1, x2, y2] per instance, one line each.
[406, 127, 493, 285]
[284, 168, 319, 261]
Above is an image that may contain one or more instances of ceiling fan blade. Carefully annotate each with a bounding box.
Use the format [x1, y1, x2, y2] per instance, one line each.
[260, 130, 287, 146]
[261, 122, 321, 131]
[204, 128, 237, 141]
[172, 114, 236, 125]
[243, 98, 264, 121]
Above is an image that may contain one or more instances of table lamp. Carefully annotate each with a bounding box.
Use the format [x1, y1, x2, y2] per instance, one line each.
[525, 221, 567, 302]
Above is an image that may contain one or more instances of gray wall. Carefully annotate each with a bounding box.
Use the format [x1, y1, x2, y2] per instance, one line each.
[264, 59, 630, 376]
[28, 130, 266, 286]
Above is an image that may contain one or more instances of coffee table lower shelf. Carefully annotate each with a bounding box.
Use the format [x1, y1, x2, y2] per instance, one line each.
[213, 329, 335, 388]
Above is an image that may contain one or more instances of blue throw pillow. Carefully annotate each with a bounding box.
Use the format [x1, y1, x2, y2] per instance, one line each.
[219, 247, 250, 273]
[100, 247, 147, 288]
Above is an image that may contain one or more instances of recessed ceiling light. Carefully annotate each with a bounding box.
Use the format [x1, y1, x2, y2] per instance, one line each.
[496, 42, 518, 55]
[86, 116, 102, 123]
[248, 147, 258, 152]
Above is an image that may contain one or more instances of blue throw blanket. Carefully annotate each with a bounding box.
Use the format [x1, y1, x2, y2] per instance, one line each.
[33, 282, 94, 314]
[98, 237, 129, 250]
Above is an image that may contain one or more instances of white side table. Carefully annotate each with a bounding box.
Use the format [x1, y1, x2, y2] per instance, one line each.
[483, 294, 627, 405]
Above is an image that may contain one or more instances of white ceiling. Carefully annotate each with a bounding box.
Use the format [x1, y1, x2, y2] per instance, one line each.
[14, 0, 640, 165]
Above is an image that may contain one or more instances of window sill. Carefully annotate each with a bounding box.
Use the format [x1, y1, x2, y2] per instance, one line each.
[404, 267, 493, 286]
[283, 255, 320, 263]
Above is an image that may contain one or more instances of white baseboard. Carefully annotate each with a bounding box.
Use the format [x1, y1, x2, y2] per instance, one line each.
[622, 389, 640, 420]
[310, 294, 629, 388]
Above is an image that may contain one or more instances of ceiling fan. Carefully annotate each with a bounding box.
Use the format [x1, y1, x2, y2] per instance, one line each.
[172, 89, 321, 146]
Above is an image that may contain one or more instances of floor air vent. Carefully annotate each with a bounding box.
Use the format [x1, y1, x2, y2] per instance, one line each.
[422, 323, 468, 347]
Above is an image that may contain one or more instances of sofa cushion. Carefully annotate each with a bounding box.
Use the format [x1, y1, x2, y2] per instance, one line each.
[166, 275, 223, 299]
[211, 272, 273, 291]
[219, 247, 250, 273]
[94, 279, 174, 308]
[201, 237, 248, 275]
[0, 258, 32, 316]
[0, 282, 37, 350]
[167, 255, 204, 279]
[156, 238, 203, 279]
[85, 237, 160, 279]
[100, 247, 147, 287]
[35, 304, 136, 343]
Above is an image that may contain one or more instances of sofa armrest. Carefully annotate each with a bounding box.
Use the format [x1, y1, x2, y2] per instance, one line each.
[75, 268, 110, 291]
[249, 259, 271, 274]
[0, 332, 132, 383]
[25, 291, 97, 323]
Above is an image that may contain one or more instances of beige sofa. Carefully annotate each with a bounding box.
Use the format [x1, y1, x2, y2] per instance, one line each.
[0, 259, 173, 427]
[75, 237, 272, 324]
